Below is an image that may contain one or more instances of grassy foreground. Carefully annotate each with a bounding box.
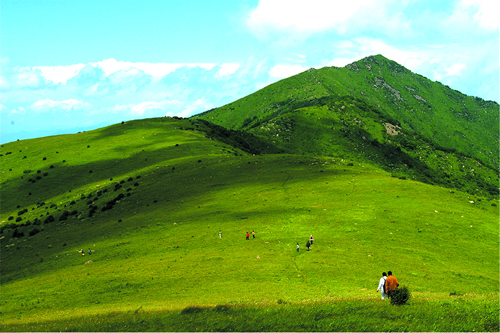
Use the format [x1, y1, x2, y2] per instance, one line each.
[3, 295, 498, 332]
[1, 118, 498, 331]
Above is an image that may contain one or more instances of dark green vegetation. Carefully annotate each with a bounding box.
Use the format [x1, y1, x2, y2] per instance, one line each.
[390, 286, 411, 306]
[1, 55, 499, 331]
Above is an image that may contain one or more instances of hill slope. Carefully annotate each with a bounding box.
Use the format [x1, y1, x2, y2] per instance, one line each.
[195, 55, 499, 195]
[1, 117, 498, 331]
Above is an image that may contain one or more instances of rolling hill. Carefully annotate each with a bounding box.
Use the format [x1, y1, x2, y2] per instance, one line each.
[0, 55, 499, 331]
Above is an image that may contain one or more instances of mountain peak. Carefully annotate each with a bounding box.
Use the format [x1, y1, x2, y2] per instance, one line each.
[344, 54, 410, 75]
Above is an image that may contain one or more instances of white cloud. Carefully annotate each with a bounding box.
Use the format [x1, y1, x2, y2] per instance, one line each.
[131, 100, 183, 116]
[34, 64, 86, 84]
[246, 0, 405, 38]
[217, 63, 240, 77]
[27, 59, 243, 86]
[31, 99, 91, 112]
[13, 68, 51, 89]
[433, 63, 468, 81]
[113, 100, 184, 116]
[89, 58, 217, 79]
[10, 106, 26, 114]
[451, 0, 500, 31]
[177, 97, 213, 118]
[269, 64, 306, 78]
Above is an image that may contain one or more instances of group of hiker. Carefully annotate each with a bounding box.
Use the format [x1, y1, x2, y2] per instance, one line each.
[80, 248, 92, 256]
[376, 271, 400, 299]
[246, 231, 256, 240]
[225, 230, 400, 300]
[297, 235, 314, 252]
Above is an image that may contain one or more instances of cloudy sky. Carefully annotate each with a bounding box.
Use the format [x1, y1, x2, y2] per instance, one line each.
[1, 0, 498, 144]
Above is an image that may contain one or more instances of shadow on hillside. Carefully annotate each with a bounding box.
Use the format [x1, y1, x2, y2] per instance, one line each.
[1, 157, 355, 283]
[0, 143, 210, 211]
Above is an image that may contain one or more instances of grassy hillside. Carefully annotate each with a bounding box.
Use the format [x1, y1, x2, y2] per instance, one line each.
[1, 117, 498, 331]
[244, 95, 498, 198]
[195, 55, 499, 171]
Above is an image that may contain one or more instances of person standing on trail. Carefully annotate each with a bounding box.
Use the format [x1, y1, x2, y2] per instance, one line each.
[385, 271, 400, 298]
[246, 232, 250, 240]
[306, 240, 311, 251]
[376, 272, 388, 299]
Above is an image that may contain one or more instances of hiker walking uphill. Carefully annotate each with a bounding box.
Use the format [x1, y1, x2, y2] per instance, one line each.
[376, 272, 388, 299]
[306, 240, 311, 251]
[385, 271, 400, 298]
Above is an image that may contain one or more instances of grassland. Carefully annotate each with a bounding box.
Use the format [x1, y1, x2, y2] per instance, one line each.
[1, 117, 498, 331]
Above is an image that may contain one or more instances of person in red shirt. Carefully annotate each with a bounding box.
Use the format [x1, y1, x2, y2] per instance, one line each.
[385, 271, 400, 298]
[246, 232, 250, 240]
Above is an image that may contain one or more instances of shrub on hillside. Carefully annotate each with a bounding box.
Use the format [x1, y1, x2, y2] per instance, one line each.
[390, 286, 411, 305]
[181, 306, 208, 315]
[29, 228, 41, 237]
[44, 215, 55, 224]
[12, 228, 24, 238]
[59, 211, 70, 221]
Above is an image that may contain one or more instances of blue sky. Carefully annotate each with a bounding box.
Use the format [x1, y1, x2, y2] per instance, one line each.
[1, 0, 498, 143]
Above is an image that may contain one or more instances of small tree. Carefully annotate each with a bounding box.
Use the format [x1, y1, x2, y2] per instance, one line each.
[390, 286, 411, 305]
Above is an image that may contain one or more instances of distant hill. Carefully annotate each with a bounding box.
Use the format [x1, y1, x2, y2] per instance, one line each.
[195, 55, 499, 197]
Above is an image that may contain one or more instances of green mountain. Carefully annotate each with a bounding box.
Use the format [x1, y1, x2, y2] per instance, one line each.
[0, 56, 499, 331]
[195, 55, 499, 197]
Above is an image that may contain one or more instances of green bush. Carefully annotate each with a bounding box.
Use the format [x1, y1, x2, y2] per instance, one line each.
[390, 286, 411, 305]
[180, 306, 208, 315]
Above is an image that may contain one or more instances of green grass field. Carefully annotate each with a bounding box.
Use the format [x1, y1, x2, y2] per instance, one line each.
[1, 117, 498, 331]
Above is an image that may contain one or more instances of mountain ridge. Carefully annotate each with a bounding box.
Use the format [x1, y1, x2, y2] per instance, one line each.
[195, 55, 499, 171]
[193, 55, 498, 197]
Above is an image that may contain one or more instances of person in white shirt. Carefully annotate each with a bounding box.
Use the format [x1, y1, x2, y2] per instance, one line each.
[376, 272, 388, 299]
